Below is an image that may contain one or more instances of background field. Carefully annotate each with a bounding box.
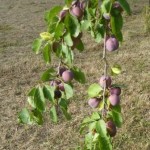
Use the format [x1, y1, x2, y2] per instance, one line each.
[0, 0, 150, 150]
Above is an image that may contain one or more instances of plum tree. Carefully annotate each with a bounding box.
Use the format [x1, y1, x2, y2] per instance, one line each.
[106, 36, 119, 52]
[62, 70, 74, 82]
[88, 98, 100, 108]
[106, 120, 117, 137]
[110, 87, 121, 95]
[109, 94, 120, 106]
[99, 75, 112, 88]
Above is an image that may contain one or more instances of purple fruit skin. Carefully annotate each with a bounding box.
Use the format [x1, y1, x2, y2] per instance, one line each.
[103, 13, 110, 20]
[58, 83, 65, 91]
[110, 87, 121, 95]
[59, 10, 68, 20]
[99, 76, 112, 88]
[88, 98, 100, 108]
[71, 6, 83, 18]
[54, 90, 62, 99]
[106, 121, 117, 137]
[106, 36, 119, 51]
[109, 94, 120, 106]
[59, 67, 67, 76]
[62, 70, 74, 82]
[80, 1, 87, 10]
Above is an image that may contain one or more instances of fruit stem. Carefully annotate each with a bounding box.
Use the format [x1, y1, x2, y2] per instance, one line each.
[102, 32, 108, 117]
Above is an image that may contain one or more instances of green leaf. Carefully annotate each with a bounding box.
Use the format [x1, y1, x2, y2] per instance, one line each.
[64, 14, 80, 37]
[76, 39, 84, 52]
[50, 106, 58, 123]
[18, 108, 33, 124]
[64, 32, 73, 46]
[96, 120, 112, 150]
[54, 22, 65, 39]
[28, 87, 36, 96]
[117, 0, 131, 15]
[34, 87, 46, 112]
[81, 20, 91, 31]
[60, 107, 71, 120]
[108, 110, 122, 128]
[71, 67, 86, 84]
[59, 98, 68, 110]
[64, 0, 72, 6]
[101, 0, 111, 13]
[41, 68, 56, 82]
[43, 85, 55, 103]
[88, 83, 103, 98]
[85, 133, 93, 149]
[43, 43, 51, 64]
[95, 23, 104, 43]
[111, 14, 123, 41]
[27, 97, 36, 108]
[32, 38, 43, 54]
[44, 6, 62, 24]
[91, 112, 101, 120]
[40, 32, 53, 41]
[111, 64, 122, 75]
[32, 109, 43, 125]
[64, 83, 73, 99]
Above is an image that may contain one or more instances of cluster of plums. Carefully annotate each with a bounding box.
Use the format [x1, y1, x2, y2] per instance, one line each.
[88, 75, 121, 137]
[88, 75, 121, 108]
[59, 0, 86, 20]
[50, 67, 74, 99]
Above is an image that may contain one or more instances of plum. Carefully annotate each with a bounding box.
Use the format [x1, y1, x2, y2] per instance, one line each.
[62, 70, 74, 82]
[59, 10, 68, 20]
[106, 36, 119, 52]
[88, 98, 100, 108]
[80, 0, 87, 11]
[113, 2, 123, 12]
[59, 67, 67, 76]
[110, 87, 121, 95]
[58, 83, 65, 91]
[109, 94, 120, 106]
[103, 13, 110, 20]
[54, 90, 62, 99]
[50, 80, 61, 87]
[70, 6, 83, 18]
[106, 120, 117, 137]
[99, 76, 112, 88]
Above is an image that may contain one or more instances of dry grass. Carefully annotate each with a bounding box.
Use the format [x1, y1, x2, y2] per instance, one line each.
[0, 0, 150, 150]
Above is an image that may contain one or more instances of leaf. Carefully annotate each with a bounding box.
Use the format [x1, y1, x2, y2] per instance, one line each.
[32, 109, 43, 125]
[34, 87, 46, 112]
[64, 83, 73, 99]
[71, 67, 86, 84]
[111, 64, 122, 75]
[64, 32, 73, 46]
[101, 0, 111, 13]
[59, 98, 68, 110]
[60, 107, 71, 120]
[96, 120, 112, 150]
[95, 23, 104, 43]
[76, 39, 84, 52]
[40, 32, 53, 41]
[81, 20, 91, 31]
[64, 14, 80, 37]
[18, 108, 33, 124]
[54, 22, 65, 39]
[27, 97, 36, 108]
[91, 112, 101, 120]
[64, 0, 72, 6]
[117, 0, 131, 15]
[85, 133, 93, 149]
[32, 38, 43, 54]
[44, 6, 62, 24]
[88, 83, 103, 98]
[111, 14, 123, 41]
[43, 85, 55, 103]
[108, 110, 122, 128]
[41, 68, 56, 82]
[50, 106, 58, 123]
[43, 43, 51, 64]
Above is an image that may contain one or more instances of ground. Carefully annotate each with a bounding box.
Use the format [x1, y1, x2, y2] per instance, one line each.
[0, 0, 150, 150]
